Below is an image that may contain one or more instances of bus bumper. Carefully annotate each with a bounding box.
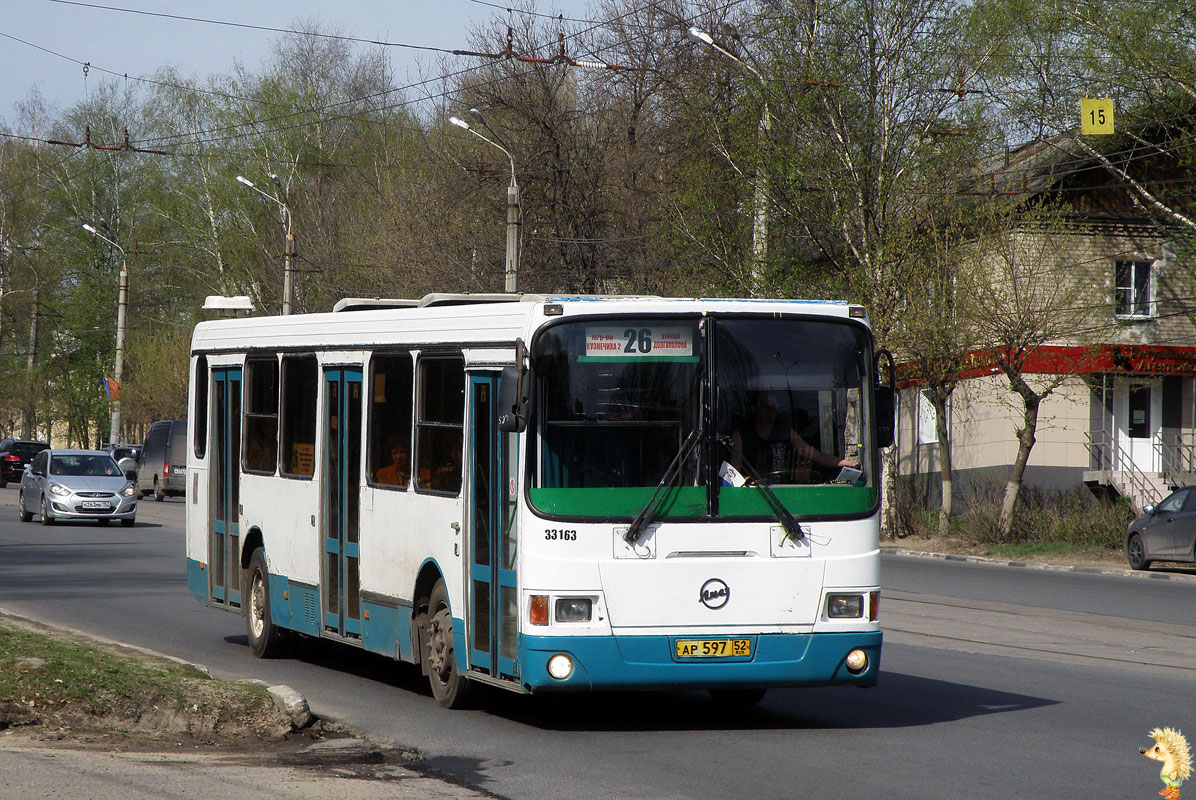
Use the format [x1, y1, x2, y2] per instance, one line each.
[518, 630, 881, 692]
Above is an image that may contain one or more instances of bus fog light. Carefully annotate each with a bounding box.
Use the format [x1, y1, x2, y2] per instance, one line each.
[827, 593, 864, 618]
[845, 649, 868, 674]
[555, 598, 592, 623]
[547, 654, 573, 680]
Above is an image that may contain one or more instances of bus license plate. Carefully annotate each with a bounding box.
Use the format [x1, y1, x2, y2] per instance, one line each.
[675, 639, 751, 658]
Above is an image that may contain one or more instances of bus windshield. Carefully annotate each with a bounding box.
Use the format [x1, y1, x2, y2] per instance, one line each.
[529, 315, 878, 520]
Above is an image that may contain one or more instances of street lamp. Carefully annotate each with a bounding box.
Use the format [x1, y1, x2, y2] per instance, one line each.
[449, 111, 520, 293]
[236, 174, 295, 315]
[688, 25, 771, 294]
[83, 223, 128, 444]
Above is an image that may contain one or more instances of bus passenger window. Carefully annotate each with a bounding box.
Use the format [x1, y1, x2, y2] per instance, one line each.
[416, 357, 464, 495]
[280, 355, 317, 477]
[369, 354, 413, 488]
[244, 357, 279, 473]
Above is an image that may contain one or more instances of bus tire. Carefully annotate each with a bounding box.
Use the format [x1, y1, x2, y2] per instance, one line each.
[424, 579, 474, 709]
[709, 688, 767, 707]
[245, 548, 290, 658]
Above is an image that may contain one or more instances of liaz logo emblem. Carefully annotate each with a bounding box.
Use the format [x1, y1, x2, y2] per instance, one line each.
[699, 578, 730, 610]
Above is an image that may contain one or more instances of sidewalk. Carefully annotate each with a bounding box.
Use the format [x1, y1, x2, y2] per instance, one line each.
[0, 732, 491, 800]
[881, 543, 1196, 582]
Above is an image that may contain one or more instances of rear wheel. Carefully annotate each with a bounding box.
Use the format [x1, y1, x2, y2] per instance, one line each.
[423, 579, 474, 708]
[39, 495, 54, 526]
[1126, 533, 1151, 570]
[153, 478, 164, 502]
[17, 492, 30, 522]
[245, 548, 290, 658]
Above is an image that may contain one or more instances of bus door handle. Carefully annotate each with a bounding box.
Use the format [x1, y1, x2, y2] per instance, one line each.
[451, 522, 460, 555]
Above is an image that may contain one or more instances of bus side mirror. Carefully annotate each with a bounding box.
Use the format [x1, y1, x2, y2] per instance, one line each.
[498, 341, 532, 432]
[875, 386, 895, 449]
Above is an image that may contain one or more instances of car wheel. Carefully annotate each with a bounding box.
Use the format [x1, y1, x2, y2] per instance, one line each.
[154, 478, 164, 502]
[1126, 532, 1151, 570]
[121, 517, 135, 527]
[39, 495, 54, 526]
[423, 579, 474, 709]
[17, 491, 30, 522]
[245, 548, 290, 658]
[0, 477, 8, 489]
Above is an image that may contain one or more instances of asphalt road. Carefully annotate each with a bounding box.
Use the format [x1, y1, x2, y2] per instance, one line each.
[1, 492, 1194, 800]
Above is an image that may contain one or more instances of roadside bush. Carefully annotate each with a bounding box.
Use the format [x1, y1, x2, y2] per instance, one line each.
[960, 481, 1133, 548]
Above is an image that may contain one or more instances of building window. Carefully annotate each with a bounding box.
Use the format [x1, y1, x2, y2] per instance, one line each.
[1115, 260, 1152, 318]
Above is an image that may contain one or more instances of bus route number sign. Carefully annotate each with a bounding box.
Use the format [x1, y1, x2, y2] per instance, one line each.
[584, 326, 694, 360]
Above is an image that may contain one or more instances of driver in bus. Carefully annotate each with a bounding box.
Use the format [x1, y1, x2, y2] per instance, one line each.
[729, 391, 858, 483]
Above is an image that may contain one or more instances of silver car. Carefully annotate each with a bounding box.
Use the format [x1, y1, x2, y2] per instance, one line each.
[18, 449, 137, 527]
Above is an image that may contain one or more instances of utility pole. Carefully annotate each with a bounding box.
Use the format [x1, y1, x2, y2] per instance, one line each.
[83, 223, 127, 444]
[237, 175, 295, 314]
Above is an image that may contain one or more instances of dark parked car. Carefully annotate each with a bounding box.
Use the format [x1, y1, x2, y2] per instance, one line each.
[0, 438, 50, 488]
[138, 419, 187, 500]
[1125, 486, 1196, 570]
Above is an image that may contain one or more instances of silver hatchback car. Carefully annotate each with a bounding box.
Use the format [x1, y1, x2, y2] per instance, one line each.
[18, 449, 137, 526]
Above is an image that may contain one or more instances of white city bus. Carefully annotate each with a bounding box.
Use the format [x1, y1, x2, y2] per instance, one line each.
[185, 294, 894, 707]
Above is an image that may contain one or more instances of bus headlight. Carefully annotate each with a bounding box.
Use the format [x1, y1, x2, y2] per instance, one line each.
[547, 653, 573, 680]
[826, 593, 864, 618]
[845, 649, 868, 674]
[554, 598, 592, 623]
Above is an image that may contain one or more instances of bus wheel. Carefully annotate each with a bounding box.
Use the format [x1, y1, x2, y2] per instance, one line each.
[245, 548, 289, 658]
[424, 580, 474, 709]
[709, 688, 767, 707]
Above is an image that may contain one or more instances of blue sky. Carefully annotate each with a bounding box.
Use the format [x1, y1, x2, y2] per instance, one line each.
[0, 1, 595, 127]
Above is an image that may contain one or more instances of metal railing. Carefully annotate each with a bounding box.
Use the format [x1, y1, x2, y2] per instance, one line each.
[1084, 429, 1163, 511]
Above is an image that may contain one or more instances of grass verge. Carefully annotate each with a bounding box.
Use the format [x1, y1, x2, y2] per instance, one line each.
[0, 613, 294, 745]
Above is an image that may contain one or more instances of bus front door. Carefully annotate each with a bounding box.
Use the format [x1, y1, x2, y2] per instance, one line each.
[323, 368, 363, 638]
[210, 368, 241, 607]
[468, 374, 518, 681]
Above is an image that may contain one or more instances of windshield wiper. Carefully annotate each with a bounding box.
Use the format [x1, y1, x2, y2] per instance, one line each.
[715, 435, 806, 545]
[623, 426, 703, 545]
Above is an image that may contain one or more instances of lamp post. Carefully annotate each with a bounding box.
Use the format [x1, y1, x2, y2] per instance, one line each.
[449, 112, 520, 293]
[2, 244, 42, 439]
[83, 223, 127, 444]
[688, 26, 770, 294]
[236, 175, 295, 315]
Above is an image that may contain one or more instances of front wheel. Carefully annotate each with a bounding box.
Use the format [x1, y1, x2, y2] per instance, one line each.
[17, 492, 30, 522]
[245, 548, 290, 658]
[39, 495, 54, 526]
[1126, 533, 1151, 570]
[423, 579, 474, 709]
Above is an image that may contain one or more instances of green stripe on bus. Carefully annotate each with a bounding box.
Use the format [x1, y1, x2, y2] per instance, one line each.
[528, 486, 876, 518]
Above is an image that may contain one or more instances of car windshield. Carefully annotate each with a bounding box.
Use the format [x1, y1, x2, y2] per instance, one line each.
[50, 454, 122, 477]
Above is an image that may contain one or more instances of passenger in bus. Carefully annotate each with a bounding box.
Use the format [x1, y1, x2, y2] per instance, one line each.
[375, 437, 410, 487]
[428, 439, 462, 493]
[729, 391, 858, 483]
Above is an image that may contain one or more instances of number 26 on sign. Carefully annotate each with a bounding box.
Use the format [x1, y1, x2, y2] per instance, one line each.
[1081, 98, 1114, 135]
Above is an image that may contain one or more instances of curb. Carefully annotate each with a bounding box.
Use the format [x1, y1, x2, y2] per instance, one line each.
[881, 546, 1196, 582]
